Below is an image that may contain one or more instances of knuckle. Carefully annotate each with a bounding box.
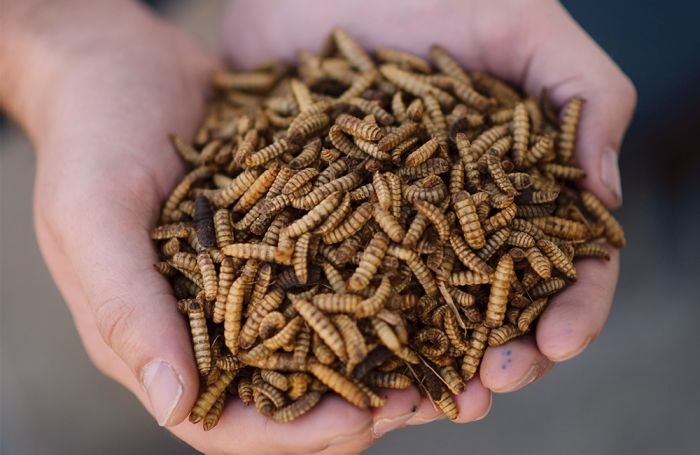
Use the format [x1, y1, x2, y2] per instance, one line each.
[94, 293, 138, 354]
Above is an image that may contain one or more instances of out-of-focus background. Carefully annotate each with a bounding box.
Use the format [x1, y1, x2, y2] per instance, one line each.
[1, 1, 699, 454]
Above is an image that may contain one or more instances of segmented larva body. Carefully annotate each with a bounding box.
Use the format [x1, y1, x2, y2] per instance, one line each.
[372, 205, 406, 243]
[452, 191, 486, 249]
[414, 200, 451, 244]
[188, 300, 212, 376]
[488, 324, 521, 346]
[292, 298, 347, 362]
[530, 277, 567, 298]
[333, 314, 368, 372]
[194, 195, 216, 248]
[461, 324, 490, 381]
[197, 251, 218, 301]
[512, 103, 530, 167]
[380, 65, 454, 107]
[322, 202, 373, 244]
[308, 362, 369, 409]
[485, 255, 514, 328]
[557, 96, 584, 163]
[537, 239, 577, 280]
[580, 191, 625, 248]
[189, 370, 235, 423]
[271, 390, 322, 423]
[335, 113, 384, 141]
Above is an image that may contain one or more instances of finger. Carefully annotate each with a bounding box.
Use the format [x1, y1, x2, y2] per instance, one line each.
[511, 2, 637, 208]
[536, 251, 620, 362]
[405, 396, 444, 426]
[479, 335, 553, 393]
[42, 164, 200, 427]
[371, 387, 421, 438]
[452, 376, 492, 423]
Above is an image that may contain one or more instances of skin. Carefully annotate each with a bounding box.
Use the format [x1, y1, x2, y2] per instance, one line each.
[0, 0, 635, 453]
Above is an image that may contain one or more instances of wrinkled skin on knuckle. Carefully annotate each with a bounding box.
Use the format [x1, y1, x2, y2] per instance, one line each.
[93, 293, 139, 359]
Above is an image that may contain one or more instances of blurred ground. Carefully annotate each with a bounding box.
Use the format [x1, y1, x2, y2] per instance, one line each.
[2, 1, 699, 454]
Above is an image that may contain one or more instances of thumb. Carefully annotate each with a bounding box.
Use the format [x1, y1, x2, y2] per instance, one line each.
[517, 1, 637, 208]
[46, 179, 200, 427]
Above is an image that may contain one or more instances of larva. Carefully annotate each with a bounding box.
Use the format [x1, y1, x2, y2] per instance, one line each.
[346, 232, 390, 292]
[292, 298, 347, 362]
[485, 254, 514, 328]
[189, 299, 212, 376]
[557, 96, 584, 163]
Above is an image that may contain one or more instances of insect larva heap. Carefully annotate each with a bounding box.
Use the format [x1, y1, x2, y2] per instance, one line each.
[150, 29, 626, 428]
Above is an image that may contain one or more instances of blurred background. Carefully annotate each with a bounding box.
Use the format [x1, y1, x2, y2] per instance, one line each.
[1, 1, 699, 454]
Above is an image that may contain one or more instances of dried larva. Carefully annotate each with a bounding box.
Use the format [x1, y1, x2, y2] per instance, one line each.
[271, 390, 322, 423]
[484, 255, 514, 328]
[574, 242, 611, 260]
[213, 209, 234, 248]
[413, 200, 450, 244]
[488, 324, 521, 346]
[387, 246, 438, 297]
[517, 298, 548, 332]
[322, 202, 373, 244]
[542, 163, 586, 181]
[189, 370, 235, 424]
[202, 394, 225, 431]
[580, 191, 625, 247]
[151, 222, 194, 240]
[333, 28, 375, 72]
[292, 298, 347, 362]
[347, 232, 390, 292]
[557, 96, 584, 163]
[233, 162, 281, 213]
[335, 113, 384, 141]
[223, 271, 255, 355]
[529, 277, 567, 298]
[308, 361, 369, 409]
[333, 314, 368, 372]
[452, 191, 486, 249]
[372, 205, 406, 243]
[461, 324, 489, 381]
[530, 216, 589, 241]
[537, 239, 577, 280]
[239, 287, 285, 350]
[210, 168, 261, 208]
[363, 371, 413, 389]
[162, 166, 215, 222]
[193, 195, 216, 248]
[380, 64, 454, 107]
[512, 103, 530, 167]
[188, 300, 212, 376]
[482, 203, 517, 234]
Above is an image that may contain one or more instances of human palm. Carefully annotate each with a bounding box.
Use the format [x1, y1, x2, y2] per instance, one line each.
[26, 1, 634, 454]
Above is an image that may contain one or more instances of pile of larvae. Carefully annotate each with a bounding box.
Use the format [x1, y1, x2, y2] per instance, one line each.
[150, 29, 625, 429]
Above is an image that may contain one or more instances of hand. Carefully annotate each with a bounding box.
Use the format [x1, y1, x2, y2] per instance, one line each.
[222, 0, 636, 426]
[5, 1, 448, 454]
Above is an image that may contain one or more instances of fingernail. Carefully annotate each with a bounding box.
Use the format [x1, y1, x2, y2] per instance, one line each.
[491, 362, 542, 393]
[600, 148, 622, 206]
[554, 335, 593, 362]
[473, 394, 493, 422]
[406, 413, 447, 426]
[372, 411, 415, 438]
[142, 360, 183, 426]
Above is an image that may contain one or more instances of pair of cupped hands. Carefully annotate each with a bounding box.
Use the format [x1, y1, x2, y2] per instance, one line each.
[1, 0, 635, 454]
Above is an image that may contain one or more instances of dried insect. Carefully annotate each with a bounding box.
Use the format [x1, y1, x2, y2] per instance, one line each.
[557, 96, 584, 163]
[452, 191, 486, 249]
[347, 232, 390, 292]
[188, 300, 212, 376]
[293, 298, 347, 361]
[580, 191, 625, 247]
[485, 255, 514, 328]
[189, 370, 235, 423]
[488, 324, 521, 346]
[537, 239, 577, 280]
[308, 362, 369, 409]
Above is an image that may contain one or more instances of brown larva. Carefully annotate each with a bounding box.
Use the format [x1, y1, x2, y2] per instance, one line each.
[557, 96, 584, 163]
[485, 254, 514, 328]
[580, 191, 625, 248]
[347, 232, 390, 292]
[189, 370, 235, 424]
